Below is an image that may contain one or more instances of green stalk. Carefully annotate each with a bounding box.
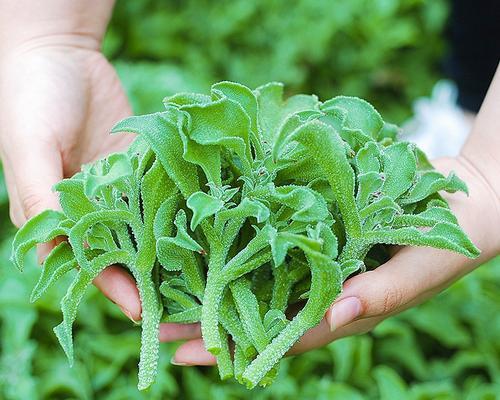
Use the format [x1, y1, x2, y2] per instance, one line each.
[270, 263, 291, 312]
[224, 251, 271, 282]
[234, 345, 250, 383]
[160, 283, 199, 309]
[163, 306, 201, 323]
[230, 278, 269, 352]
[338, 237, 370, 263]
[216, 326, 234, 380]
[200, 244, 226, 354]
[53, 251, 131, 366]
[135, 270, 162, 390]
[201, 228, 269, 354]
[68, 210, 140, 270]
[220, 293, 256, 358]
[134, 210, 162, 390]
[241, 253, 341, 388]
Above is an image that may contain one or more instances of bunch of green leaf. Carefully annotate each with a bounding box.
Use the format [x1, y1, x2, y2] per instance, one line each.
[10, 81, 478, 390]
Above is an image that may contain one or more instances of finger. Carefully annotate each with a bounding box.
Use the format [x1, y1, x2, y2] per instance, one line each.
[93, 265, 141, 322]
[36, 241, 58, 264]
[172, 338, 217, 366]
[3, 166, 24, 227]
[8, 141, 63, 261]
[288, 315, 383, 355]
[4, 161, 57, 261]
[325, 245, 472, 334]
[159, 322, 201, 342]
[10, 140, 62, 222]
[290, 245, 476, 355]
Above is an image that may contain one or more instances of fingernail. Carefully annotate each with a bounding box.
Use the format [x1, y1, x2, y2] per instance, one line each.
[328, 296, 362, 332]
[170, 357, 190, 367]
[119, 306, 140, 324]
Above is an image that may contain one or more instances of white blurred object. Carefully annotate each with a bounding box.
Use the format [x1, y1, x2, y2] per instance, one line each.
[401, 80, 473, 159]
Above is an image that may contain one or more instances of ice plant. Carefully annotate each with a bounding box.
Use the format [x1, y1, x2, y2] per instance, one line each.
[11, 81, 479, 390]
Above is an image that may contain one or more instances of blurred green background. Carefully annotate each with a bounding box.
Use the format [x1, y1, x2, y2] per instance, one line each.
[1, 0, 500, 399]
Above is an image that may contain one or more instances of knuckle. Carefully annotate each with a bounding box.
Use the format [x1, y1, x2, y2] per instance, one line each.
[380, 281, 404, 315]
[19, 189, 44, 218]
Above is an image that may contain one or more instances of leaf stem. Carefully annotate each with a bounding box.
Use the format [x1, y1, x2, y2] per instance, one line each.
[242, 253, 342, 387]
[135, 270, 162, 390]
[339, 237, 370, 263]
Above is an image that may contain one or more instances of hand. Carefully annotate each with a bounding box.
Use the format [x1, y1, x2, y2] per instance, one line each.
[0, 38, 143, 319]
[162, 156, 500, 366]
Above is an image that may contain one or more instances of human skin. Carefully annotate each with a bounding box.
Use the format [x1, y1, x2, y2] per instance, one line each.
[1, 1, 499, 366]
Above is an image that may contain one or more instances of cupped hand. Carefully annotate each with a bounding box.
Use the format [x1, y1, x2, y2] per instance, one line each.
[0, 39, 143, 319]
[162, 156, 500, 366]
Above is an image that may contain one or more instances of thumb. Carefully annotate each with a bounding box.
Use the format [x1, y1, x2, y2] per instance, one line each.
[11, 141, 63, 221]
[326, 246, 470, 332]
[9, 140, 63, 261]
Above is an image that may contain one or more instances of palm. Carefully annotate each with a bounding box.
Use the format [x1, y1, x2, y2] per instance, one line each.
[2, 46, 133, 177]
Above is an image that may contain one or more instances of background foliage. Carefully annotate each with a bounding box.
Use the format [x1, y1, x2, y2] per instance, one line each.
[1, 0, 499, 398]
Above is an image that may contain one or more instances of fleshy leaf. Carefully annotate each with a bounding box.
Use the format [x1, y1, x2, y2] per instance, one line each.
[11, 210, 68, 271]
[153, 195, 179, 240]
[164, 92, 211, 107]
[242, 251, 342, 388]
[31, 242, 77, 302]
[400, 171, 468, 204]
[111, 112, 200, 197]
[356, 172, 384, 208]
[341, 259, 365, 280]
[186, 191, 224, 231]
[220, 294, 256, 358]
[321, 96, 384, 139]
[83, 153, 133, 198]
[157, 239, 205, 298]
[365, 223, 479, 258]
[356, 142, 381, 175]
[285, 120, 361, 237]
[255, 82, 319, 144]
[212, 81, 259, 137]
[263, 309, 288, 339]
[160, 282, 199, 309]
[359, 196, 401, 222]
[156, 240, 184, 271]
[230, 278, 269, 352]
[217, 197, 270, 226]
[163, 210, 204, 253]
[164, 307, 202, 323]
[392, 206, 459, 228]
[307, 222, 338, 259]
[379, 122, 399, 142]
[53, 250, 131, 365]
[270, 185, 329, 223]
[382, 142, 417, 200]
[11, 80, 479, 391]
[54, 179, 97, 221]
[269, 229, 323, 268]
[181, 96, 252, 171]
[86, 224, 117, 251]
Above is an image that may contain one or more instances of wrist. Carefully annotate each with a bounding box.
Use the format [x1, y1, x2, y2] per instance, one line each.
[459, 146, 500, 202]
[456, 155, 500, 257]
[459, 65, 500, 201]
[0, 0, 115, 56]
[431, 156, 500, 258]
